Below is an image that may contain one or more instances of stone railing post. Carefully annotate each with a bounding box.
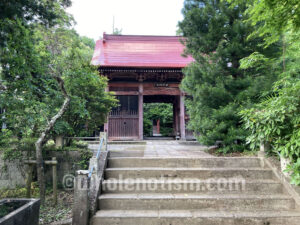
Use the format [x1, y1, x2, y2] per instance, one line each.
[72, 170, 89, 225]
[55, 135, 64, 148]
[259, 141, 292, 177]
[100, 132, 107, 151]
[281, 156, 292, 177]
[258, 141, 269, 157]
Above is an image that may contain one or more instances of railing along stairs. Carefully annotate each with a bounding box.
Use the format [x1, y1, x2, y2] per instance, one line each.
[72, 132, 108, 225]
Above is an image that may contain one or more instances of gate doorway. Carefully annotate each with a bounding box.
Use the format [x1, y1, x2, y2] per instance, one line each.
[143, 103, 173, 138]
[143, 95, 181, 139]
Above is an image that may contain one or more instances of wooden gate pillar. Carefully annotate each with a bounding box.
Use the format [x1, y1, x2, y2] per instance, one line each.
[179, 91, 186, 140]
[138, 83, 143, 140]
[173, 102, 176, 136]
[104, 86, 109, 133]
[173, 97, 179, 136]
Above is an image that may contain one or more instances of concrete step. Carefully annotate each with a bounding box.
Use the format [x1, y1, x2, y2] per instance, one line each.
[105, 167, 273, 180]
[102, 179, 283, 194]
[109, 150, 145, 157]
[91, 210, 300, 225]
[98, 193, 295, 211]
[108, 157, 262, 168]
[108, 141, 147, 145]
[144, 137, 174, 140]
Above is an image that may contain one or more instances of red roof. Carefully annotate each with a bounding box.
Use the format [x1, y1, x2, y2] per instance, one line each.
[91, 34, 194, 68]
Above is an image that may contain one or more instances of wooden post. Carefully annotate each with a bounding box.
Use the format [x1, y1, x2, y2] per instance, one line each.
[25, 158, 58, 203]
[173, 102, 176, 135]
[52, 157, 57, 205]
[138, 83, 143, 140]
[104, 86, 109, 133]
[26, 161, 33, 198]
[179, 92, 186, 140]
[174, 98, 179, 136]
[104, 122, 108, 133]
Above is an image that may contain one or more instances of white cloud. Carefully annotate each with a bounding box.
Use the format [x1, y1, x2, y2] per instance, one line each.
[67, 0, 184, 40]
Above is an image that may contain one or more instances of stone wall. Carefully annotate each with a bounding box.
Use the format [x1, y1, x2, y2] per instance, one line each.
[0, 151, 83, 189]
[0, 158, 26, 189]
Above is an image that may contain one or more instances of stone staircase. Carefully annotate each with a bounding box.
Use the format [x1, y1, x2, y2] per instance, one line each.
[91, 155, 300, 224]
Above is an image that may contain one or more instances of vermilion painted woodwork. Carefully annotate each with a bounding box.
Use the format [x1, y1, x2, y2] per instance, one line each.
[110, 91, 139, 96]
[138, 83, 143, 140]
[180, 91, 186, 140]
[92, 34, 192, 140]
[110, 83, 181, 96]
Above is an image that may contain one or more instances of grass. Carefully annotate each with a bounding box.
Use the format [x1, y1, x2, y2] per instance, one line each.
[205, 147, 257, 157]
[39, 191, 73, 224]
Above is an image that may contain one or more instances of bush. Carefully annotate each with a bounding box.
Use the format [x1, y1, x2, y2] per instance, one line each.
[0, 130, 33, 160]
[241, 76, 300, 184]
[70, 140, 88, 149]
[0, 132, 91, 166]
[286, 158, 300, 185]
[0, 129, 13, 147]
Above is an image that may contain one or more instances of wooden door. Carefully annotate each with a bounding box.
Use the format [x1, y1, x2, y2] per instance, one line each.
[108, 96, 139, 140]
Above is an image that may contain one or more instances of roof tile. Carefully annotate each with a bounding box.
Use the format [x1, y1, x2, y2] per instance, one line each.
[91, 34, 194, 68]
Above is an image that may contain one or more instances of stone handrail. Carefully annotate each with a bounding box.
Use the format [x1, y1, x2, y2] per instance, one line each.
[72, 132, 108, 225]
[258, 141, 300, 209]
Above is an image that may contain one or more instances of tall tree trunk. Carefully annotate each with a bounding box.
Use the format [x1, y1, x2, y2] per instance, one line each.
[35, 75, 70, 204]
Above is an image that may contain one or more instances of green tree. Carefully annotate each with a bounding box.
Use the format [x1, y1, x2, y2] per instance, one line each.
[227, 0, 300, 46]
[178, 0, 279, 152]
[229, 0, 300, 184]
[0, 1, 72, 203]
[33, 27, 117, 138]
[0, 1, 116, 202]
[143, 103, 173, 136]
[240, 33, 300, 184]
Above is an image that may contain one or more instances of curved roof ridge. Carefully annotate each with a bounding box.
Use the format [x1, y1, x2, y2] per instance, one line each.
[103, 33, 185, 42]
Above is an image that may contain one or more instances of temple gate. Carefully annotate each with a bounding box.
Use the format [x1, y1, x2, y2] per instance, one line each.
[92, 34, 194, 140]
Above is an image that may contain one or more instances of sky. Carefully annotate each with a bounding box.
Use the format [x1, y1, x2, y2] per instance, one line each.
[67, 0, 185, 41]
